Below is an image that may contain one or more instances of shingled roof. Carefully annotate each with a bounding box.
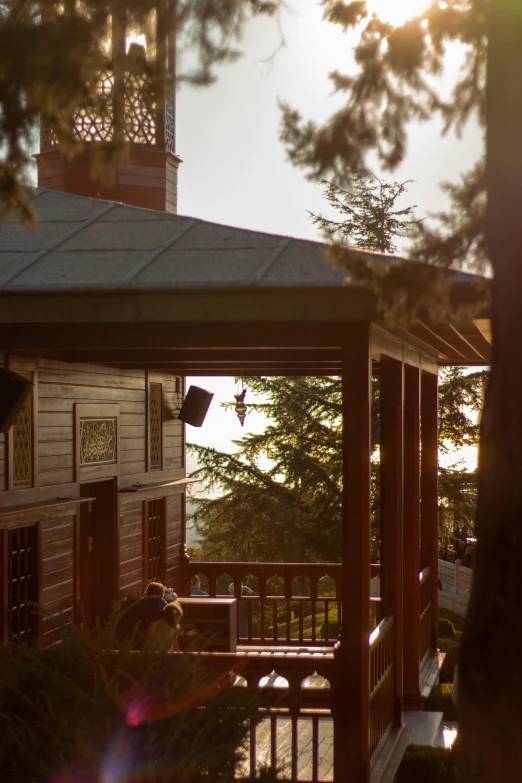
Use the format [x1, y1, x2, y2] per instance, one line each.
[0, 188, 491, 369]
[0, 188, 478, 292]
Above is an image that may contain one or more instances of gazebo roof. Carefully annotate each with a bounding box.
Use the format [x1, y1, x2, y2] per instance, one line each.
[0, 189, 491, 372]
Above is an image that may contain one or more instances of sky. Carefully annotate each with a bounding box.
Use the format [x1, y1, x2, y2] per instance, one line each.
[178, 0, 485, 463]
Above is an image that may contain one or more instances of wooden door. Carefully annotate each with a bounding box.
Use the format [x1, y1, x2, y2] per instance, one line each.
[79, 480, 117, 627]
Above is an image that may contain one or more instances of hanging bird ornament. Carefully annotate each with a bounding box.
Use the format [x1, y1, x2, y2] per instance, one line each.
[234, 388, 248, 426]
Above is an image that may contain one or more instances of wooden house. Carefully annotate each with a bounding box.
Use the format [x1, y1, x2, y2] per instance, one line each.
[0, 13, 491, 780]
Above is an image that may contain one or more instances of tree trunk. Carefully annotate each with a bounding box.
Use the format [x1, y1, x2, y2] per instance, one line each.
[458, 3, 522, 780]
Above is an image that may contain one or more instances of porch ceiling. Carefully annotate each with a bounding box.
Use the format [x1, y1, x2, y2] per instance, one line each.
[0, 189, 491, 372]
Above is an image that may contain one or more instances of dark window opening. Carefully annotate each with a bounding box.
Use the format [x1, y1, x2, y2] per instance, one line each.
[7, 524, 38, 643]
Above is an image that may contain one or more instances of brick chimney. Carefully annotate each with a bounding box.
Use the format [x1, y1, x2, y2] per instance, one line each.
[35, 12, 180, 213]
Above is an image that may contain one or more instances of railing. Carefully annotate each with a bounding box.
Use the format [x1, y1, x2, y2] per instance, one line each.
[198, 650, 336, 782]
[369, 615, 395, 757]
[187, 562, 383, 647]
[438, 558, 473, 594]
[188, 562, 342, 646]
[419, 567, 433, 664]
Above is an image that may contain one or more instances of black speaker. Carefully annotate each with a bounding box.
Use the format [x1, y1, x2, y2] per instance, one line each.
[0, 369, 33, 433]
[178, 385, 213, 428]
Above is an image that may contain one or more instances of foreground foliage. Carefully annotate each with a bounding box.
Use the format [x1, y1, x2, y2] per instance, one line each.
[0, 616, 263, 783]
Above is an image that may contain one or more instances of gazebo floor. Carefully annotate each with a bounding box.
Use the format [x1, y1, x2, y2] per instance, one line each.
[239, 715, 334, 781]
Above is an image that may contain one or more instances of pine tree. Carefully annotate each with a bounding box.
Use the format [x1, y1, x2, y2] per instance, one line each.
[437, 367, 487, 554]
[309, 173, 420, 254]
[189, 368, 484, 564]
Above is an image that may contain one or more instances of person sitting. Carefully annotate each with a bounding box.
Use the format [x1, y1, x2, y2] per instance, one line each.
[141, 600, 184, 653]
[190, 575, 209, 596]
[116, 581, 168, 646]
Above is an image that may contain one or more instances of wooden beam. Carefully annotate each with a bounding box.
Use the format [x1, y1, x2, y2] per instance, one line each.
[421, 371, 439, 651]
[403, 364, 422, 709]
[61, 348, 342, 363]
[449, 323, 488, 362]
[334, 322, 371, 782]
[379, 356, 404, 727]
[1, 322, 346, 352]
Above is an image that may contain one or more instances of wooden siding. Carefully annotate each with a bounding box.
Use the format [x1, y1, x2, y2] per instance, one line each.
[1, 356, 183, 491]
[119, 497, 145, 594]
[0, 355, 186, 628]
[40, 507, 76, 643]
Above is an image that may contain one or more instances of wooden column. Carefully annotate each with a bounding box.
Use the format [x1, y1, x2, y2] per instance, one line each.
[333, 323, 372, 782]
[379, 356, 404, 726]
[421, 370, 439, 650]
[402, 364, 422, 709]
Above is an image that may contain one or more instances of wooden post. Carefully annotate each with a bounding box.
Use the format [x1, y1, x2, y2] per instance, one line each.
[379, 356, 404, 726]
[402, 364, 422, 709]
[421, 370, 439, 650]
[333, 323, 371, 782]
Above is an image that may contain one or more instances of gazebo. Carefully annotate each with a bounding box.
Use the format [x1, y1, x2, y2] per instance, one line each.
[0, 188, 489, 781]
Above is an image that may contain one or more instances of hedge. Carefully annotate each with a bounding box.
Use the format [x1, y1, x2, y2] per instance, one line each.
[424, 683, 458, 721]
[396, 746, 455, 783]
[438, 618, 456, 639]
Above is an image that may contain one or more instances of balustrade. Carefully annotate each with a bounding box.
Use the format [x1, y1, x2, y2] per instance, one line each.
[369, 615, 395, 757]
[186, 561, 383, 647]
[187, 562, 342, 646]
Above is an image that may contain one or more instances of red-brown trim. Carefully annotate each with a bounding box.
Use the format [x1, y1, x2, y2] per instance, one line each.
[379, 355, 404, 727]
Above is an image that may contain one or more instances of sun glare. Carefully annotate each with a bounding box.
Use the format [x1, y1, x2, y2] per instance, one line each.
[367, 0, 434, 27]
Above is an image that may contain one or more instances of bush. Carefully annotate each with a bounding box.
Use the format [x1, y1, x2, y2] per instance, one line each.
[0, 614, 267, 783]
[397, 746, 455, 783]
[438, 618, 456, 639]
[425, 683, 458, 721]
[438, 637, 460, 684]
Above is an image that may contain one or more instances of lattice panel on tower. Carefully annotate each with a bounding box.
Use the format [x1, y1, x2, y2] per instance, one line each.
[147, 499, 165, 582]
[40, 68, 172, 150]
[164, 94, 175, 152]
[80, 418, 117, 465]
[149, 383, 163, 471]
[7, 525, 39, 643]
[12, 373, 33, 489]
[125, 73, 156, 145]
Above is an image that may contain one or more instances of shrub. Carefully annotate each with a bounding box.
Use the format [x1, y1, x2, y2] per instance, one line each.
[397, 746, 455, 783]
[438, 617, 456, 639]
[0, 614, 267, 783]
[425, 683, 458, 721]
[438, 637, 460, 684]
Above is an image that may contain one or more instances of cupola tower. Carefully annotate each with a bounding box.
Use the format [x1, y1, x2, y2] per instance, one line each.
[35, 4, 179, 212]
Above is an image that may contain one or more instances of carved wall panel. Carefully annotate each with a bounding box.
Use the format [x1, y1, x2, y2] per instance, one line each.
[79, 418, 117, 466]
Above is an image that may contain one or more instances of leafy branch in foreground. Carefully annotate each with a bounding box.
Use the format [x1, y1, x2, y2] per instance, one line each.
[0, 0, 279, 220]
